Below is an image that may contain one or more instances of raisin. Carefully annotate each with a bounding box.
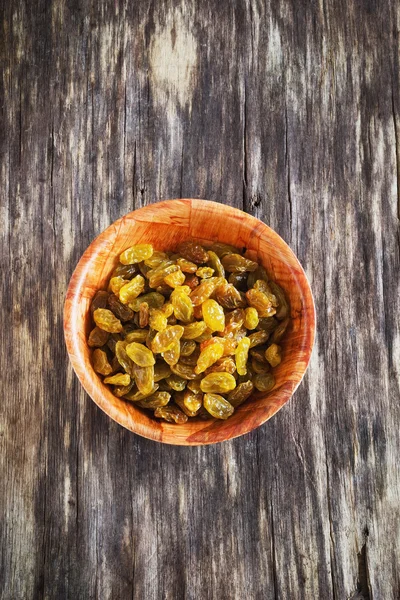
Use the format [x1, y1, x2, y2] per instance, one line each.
[235, 337, 251, 375]
[176, 257, 198, 273]
[138, 391, 171, 409]
[93, 308, 123, 333]
[115, 341, 135, 377]
[195, 340, 225, 374]
[221, 309, 245, 337]
[248, 330, 270, 348]
[126, 342, 155, 367]
[265, 343, 282, 367]
[124, 385, 159, 402]
[151, 325, 184, 353]
[166, 374, 187, 391]
[180, 339, 197, 356]
[154, 405, 188, 424]
[124, 329, 149, 343]
[189, 279, 220, 306]
[170, 363, 201, 380]
[177, 240, 209, 263]
[162, 341, 181, 366]
[215, 283, 246, 309]
[187, 380, 201, 393]
[112, 263, 139, 279]
[104, 373, 131, 386]
[129, 292, 165, 312]
[108, 294, 134, 322]
[113, 380, 136, 397]
[182, 321, 207, 340]
[184, 274, 200, 290]
[153, 362, 172, 382]
[253, 373, 275, 392]
[228, 381, 254, 408]
[164, 269, 186, 288]
[148, 263, 179, 288]
[171, 288, 194, 323]
[119, 275, 145, 304]
[144, 251, 169, 268]
[88, 326, 110, 348]
[175, 390, 202, 416]
[245, 288, 274, 316]
[203, 394, 234, 419]
[202, 299, 225, 332]
[268, 282, 290, 320]
[149, 309, 168, 331]
[228, 272, 248, 290]
[109, 276, 129, 295]
[90, 290, 109, 315]
[196, 266, 214, 279]
[92, 348, 113, 375]
[221, 254, 258, 273]
[210, 242, 238, 257]
[207, 250, 225, 278]
[132, 363, 155, 395]
[205, 356, 236, 375]
[200, 372, 236, 393]
[244, 307, 259, 330]
[120, 244, 154, 265]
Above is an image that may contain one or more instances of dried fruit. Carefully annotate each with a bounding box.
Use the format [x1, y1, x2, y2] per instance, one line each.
[265, 343, 282, 367]
[132, 363, 155, 395]
[253, 373, 275, 392]
[166, 374, 187, 391]
[221, 254, 258, 273]
[93, 308, 123, 333]
[112, 263, 139, 279]
[154, 405, 188, 424]
[180, 339, 197, 356]
[139, 391, 171, 409]
[268, 282, 290, 320]
[207, 250, 225, 278]
[92, 349, 113, 375]
[108, 294, 134, 322]
[153, 362, 172, 382]
[196, 266, 214, 279]
[177, 257, 198, 273]
[244, 307, 259, 330]
[171, 289, 194, 323]
[164, 269, 186, 288]
[202, 299, 225, 332]
[149, 309, 168, 331]
[200, 372, 236, 393]
[126, 342, 156, 367]
[90, 290, 109, 314]
[119, 275, 145, 304]
[152, 325, 184, 353]
[235, 337, 251, 375]
[109, 276, 129, 295]
[88, 326, 110, 348]
[129, 292, 165, 312]
[144, 251, 169, 268]
[162, 341, 181, 366]
[195, 340, 225, 374]
[203, 394, 234, 419]
[177, 240, 209, 263]
[228, 381, 254, 407]
[182, 321, 208, 340]
[88, 240, 290, 423]
[215, 283, 246, 309]
[120, 244, 154, 264]
[104, 373, 131, 386]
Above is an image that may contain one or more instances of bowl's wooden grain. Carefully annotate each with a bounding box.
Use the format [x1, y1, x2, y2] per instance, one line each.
[64, 199, 315, 445]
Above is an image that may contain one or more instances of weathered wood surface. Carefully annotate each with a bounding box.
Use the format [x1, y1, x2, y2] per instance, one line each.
[1, 0, 399, 598]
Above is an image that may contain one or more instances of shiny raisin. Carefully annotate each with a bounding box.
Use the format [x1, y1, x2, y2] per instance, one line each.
[120, 244, 154, 264]
[177, 240, 209, 263]
[203, 393, 234, 419]
[93, 308, 123, 333]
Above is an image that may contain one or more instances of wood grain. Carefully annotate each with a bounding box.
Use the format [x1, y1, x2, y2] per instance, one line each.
[1, 0, 399, 598]
[64, 199, 315, 445]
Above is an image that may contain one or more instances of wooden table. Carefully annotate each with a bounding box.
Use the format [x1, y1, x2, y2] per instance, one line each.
[1, 1, 399, 598]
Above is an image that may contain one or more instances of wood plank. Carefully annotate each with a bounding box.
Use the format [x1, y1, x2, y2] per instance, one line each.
[0, 0, 399, 598]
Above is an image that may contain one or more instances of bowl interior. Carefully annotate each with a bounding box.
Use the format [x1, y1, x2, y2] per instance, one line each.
[64, 199, 315, 445]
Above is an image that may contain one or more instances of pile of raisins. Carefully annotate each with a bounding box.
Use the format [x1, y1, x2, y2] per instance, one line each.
[88, 240, 290, 423]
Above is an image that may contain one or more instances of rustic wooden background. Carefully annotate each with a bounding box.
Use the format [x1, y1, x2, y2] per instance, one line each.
[1, 0, 399, 598]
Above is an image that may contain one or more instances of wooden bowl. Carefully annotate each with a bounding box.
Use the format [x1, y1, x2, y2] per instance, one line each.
[64, 199, 315, 445]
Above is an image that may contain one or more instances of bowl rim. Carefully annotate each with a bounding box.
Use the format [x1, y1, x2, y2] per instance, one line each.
[64, 199, 316, 445]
